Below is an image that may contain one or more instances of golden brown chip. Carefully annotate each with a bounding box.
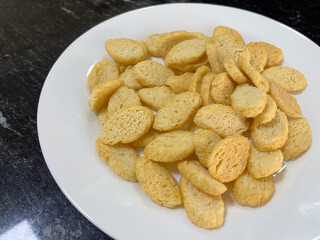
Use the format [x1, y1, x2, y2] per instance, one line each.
[208, 135, 250, 182]
[180, 176, 225, 229]
[135, 157, 182, 208]
[232, 171, 274, 207]
[281, 118, 312, 160]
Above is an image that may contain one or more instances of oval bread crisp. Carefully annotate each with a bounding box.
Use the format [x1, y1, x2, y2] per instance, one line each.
[135, 157, 182, 208]
[153, 92, 202, 131]
[144, 131, 194, 162]
[101, 106, 154, 145]
[194, 104, 248, 138]
[232, 171, 274, 207]
[208, 135, 250, 182]
[180, 176, 225, 229]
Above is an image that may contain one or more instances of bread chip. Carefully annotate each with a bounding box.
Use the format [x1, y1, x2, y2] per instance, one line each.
[135, 157, 182, 208]
[107, 86, 141, 116]
[247, 42, 267, 73]
[247, 145, 283, 178]
[138, 86, 175, 110]
[98, 105, 108, 125]
[153, 92, 202, 131]
[232, 171, 274, 207]
[194, 104, 248, 138]
[105, 38, 147, 65]
[165, 72, 193, 93]
[131, 128, 161, 148]
[251, 109, 289, 151]
[180, 176, 225, 229]
[231, 84, 267, 118]
[144, 131, 194, 162]
[238, 56, 269, 92]
[101, 106, 154, 145]
[262, 66, 307, 91]
[214, 34, 251, 64]
[133, 60, 174, 87]
[145, 34, 162, 57]
[157, 31, 199, 57]
[208, 135, 250, 182]
[178, 160, 227, 196]
[119, 66, 143, 90]
[189, 66, 211, 93]
[88, 79, 124, 112]
[95, 138, 137, 182]
[223, 58, 249, 84]
[253, 94, 277, 125]
[281, 118, 312, 160]
[210, 72, 236, 105]
[168, 55, 209, 72]
[165, 38, 206, 66]
[200, 72, 215, 105]
[192, 128, 221, 167]
[206, 41, 224, 74]
[213, 26, 244, 43]
[88, 60, 120, 91]
[269, 82, 302, 118]
[255, 42, 283, 68]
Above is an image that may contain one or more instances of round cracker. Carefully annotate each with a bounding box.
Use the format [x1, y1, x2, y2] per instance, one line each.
[247, 42, 267, 73]
[247, 145, 283, 178]
[281, 118, 312, 160]
[253, 94, 277, 125]
[251, 109, 289, 152]
[232, 171, 274, 207]
[231, 84, 267, 118]
[208, 135, 250, 182]
[211, 72, 236, 105]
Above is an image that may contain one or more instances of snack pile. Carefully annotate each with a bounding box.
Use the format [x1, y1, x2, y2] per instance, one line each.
[88, 26, 312, 229]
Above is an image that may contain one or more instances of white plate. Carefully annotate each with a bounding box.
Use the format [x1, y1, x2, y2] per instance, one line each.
[38, 3, 320, 240]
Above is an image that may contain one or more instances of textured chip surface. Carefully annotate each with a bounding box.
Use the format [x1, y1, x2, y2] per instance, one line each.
[210, 72, 236, 105]
[247, 42, 267, 73]
[135, 157, 182, 208]
[144, 131, 194, 162]
[255, 42, 283, 68]
[95, 138, 137, 182]
[188, 66, 211, 93]
[101, 106, 154, 145]
[192, 128, 221, 167]
[119, 66, 143, 90]
[251, 109, 289, 151]
[223, 58, 248, 84]
[208, 135, 250, 182]
[138, 86, 176, 110]
[194, 104, 248, 137]
[88, 79, 124, 112]
[153, 92, 202, 131]
[180, 176, 225, 229]
[281, 118, 312, 160]
[165, 72, 193, 93]
[231, 84, 267, 118]
[105, 38, 147, 65]
[88, 60, 119, 91]
[269, 82, 302, 118]
[145, 34, 161, 57]
[253, 94, 277, 125]
[133, 60, 174, 87]
[177, 160, 227, 196]
[247, 145, 283, 178]
[107, 86, 141, 116]
[232, 171, 274, 207]
[262, 66, 307, 92]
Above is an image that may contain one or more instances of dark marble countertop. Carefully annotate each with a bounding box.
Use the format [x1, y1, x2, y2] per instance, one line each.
[0, 0, 319, 239]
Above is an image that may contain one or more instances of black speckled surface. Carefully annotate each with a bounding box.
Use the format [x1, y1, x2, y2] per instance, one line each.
[0, 0, 319, 239]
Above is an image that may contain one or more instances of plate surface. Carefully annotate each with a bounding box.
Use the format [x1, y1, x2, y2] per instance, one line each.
[38, 3, 320, 240]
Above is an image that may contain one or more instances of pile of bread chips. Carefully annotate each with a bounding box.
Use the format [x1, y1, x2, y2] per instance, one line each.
[88, 26, 312, 229]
